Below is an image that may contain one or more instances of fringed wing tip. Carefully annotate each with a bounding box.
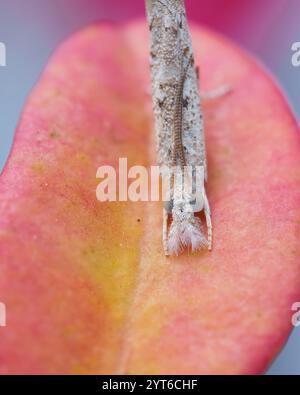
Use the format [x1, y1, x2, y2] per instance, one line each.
[167, 217, 208, 256]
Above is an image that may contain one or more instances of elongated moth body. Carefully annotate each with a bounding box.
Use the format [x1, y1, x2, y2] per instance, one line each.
[145, 0, 212, 255]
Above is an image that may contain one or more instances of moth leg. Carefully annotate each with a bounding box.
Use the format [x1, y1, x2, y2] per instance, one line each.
[202, 189, 212, 250]
[163, 207, 169, 256]
[200, 84, 231, 101]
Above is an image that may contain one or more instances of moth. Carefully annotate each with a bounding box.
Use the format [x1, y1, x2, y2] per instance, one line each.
[146, 0, 228, 256]
[161, 54, 212, 256]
